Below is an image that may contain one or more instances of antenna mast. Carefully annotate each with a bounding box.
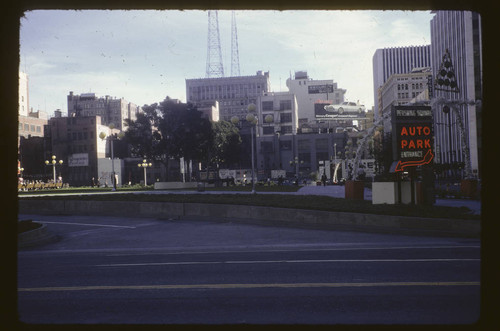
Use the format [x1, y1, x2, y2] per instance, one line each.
[206, 10, 224, 78]
[231, 11, 241, 77]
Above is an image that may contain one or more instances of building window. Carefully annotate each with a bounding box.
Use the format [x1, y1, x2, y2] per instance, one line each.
[315, 138, 329, 150]
[298, 139, 310, 151]
[261, 141, 274, 153]
[262, 101, 273, 111]
[280, 113, 292, 123]
[279, 100, 292, 111]
[30, 125, 35, 132]
[281, 126, 293, 134]
[280, 140, 292, 150]
[263, 126, 274, 135]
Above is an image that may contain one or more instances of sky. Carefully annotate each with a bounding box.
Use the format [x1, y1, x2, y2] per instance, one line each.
[20, 10, 434, 118]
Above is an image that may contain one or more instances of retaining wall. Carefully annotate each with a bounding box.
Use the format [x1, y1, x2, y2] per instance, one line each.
[18, 199, 480, 238]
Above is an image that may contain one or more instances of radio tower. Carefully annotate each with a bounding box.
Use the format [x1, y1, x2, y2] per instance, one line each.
[231, 11, 241, 77]
[206, 10, 224, 78]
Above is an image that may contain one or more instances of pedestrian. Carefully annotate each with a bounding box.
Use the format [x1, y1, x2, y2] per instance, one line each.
[321, 173, 327, 186]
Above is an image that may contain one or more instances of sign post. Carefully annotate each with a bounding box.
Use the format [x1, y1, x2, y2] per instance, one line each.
[391, 105, 434, 204]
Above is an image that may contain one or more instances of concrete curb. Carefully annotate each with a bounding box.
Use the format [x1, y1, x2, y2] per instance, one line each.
[18, 199, 480, 238]
[18, 223, 58, 248]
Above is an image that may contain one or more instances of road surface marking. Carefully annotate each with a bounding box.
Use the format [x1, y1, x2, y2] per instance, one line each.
[104, 245, 480, 257]
[95, 258, 479, 267]
[18, 281, 480, 292]
[39, 221, 136, 229]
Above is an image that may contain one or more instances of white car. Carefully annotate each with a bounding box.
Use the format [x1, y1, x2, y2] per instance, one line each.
[324, 101, 365, 114]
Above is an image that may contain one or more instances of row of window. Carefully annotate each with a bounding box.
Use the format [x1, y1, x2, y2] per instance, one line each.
[19, 122, 42, 133]
[190, 83, 262, 93]
[397, 92, 420, 99]
[397, 82, 426, 90]
[262, 126, 293, 135]
[68, 143, 94, 153]
[67, 131, 94, 141]
[261, 100, 292, 111]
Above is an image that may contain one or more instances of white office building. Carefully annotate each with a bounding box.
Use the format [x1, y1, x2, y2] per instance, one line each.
[285, 71, 346, 125]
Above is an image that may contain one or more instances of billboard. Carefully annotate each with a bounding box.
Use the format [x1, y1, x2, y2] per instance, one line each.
[308, 84, 334, 94]
[391, 105, 434, 172]
[68, 153, 89, 167]
[314, 101, 367, 120]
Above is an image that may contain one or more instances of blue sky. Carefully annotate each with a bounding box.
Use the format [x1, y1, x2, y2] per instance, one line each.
[20, 10, 433, 117]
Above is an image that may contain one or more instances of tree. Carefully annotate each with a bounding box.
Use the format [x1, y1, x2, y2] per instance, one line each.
[123, 112, 160, 160]
[209, 120, 242, 168]
[125, 97, 213, 180]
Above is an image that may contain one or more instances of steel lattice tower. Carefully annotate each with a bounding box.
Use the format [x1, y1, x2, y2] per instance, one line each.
[206, 10, 224, 78]
[230, 11, 241, 77]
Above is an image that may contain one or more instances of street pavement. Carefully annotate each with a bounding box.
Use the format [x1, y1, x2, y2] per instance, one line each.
[17, 214, 481, 324]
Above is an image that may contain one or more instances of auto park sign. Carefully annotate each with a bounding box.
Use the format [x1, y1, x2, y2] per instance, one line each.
[391, 105, 434, 172]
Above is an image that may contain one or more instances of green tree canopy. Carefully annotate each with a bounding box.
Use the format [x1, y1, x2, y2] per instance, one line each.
[124, 97, 213, 167]
[210, 120, 242, 168]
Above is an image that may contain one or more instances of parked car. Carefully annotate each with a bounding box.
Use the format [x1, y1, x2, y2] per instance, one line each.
[324, 101, 365, 114]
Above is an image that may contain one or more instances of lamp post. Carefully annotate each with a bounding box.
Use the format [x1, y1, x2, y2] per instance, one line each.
[289, 157, 303, 179]
[99, 125, 124, 191]
[137, 159, 153, 186]
[231, 103, 258, 194]
[45, 155, 63, 183]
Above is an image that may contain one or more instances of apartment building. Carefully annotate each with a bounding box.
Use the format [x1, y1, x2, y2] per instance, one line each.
[67, 92, 142, 131]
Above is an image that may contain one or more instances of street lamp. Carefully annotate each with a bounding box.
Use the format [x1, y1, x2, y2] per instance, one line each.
[99, 125, 124, 191]
[45, 155, 63, 183]
[137, 159, 153, 186]
[231, 103, 258, 194]
[289, 157, 303, 179]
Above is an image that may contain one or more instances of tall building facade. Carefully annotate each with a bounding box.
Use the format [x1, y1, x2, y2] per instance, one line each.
[45, 115, 120, 186]
[430, 11, 482, 177]
[285, 71, 346, 124]
[67, 92, 142, 131]
[254, 91, 298, 171]
[379, 68, 433, 132]
[186, 71, 271, 122]
[19, 71, 29, 116]
[372, 45, 431, 120]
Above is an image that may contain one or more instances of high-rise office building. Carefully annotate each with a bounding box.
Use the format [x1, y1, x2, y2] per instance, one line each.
[430, 11, 482, 176]
[186, 70, 271, 122]
[372, 45, 431, 119]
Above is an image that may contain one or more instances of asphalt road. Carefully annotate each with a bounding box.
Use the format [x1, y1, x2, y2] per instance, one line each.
[17, 214, 481, 324]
